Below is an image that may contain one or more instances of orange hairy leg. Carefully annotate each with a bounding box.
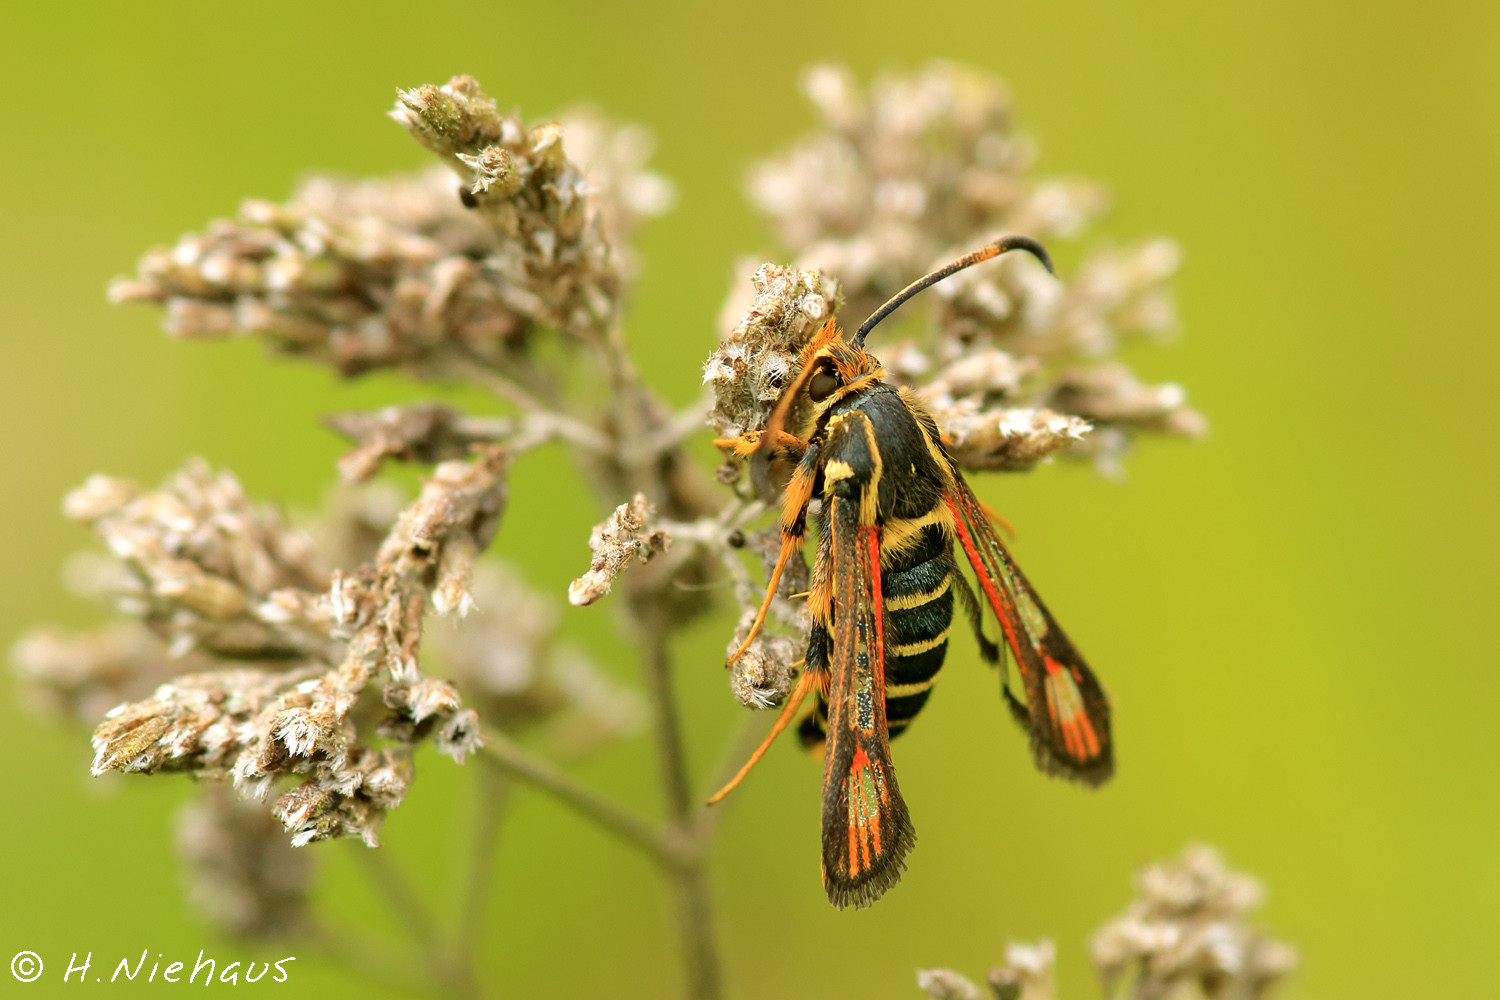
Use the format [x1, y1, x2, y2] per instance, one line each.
[714, 430, 808, 460]
[725, 447, 819, 667]
[707, 664, 815, 804]
[725, 532, 799, 667]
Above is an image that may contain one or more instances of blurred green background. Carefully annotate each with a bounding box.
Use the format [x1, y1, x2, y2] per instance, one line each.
[3, 1, 1497, 998]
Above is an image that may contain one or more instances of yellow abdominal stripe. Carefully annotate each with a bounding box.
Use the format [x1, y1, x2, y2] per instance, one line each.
[886, 630, 949, 658]
[885, 676, 939, 698]
[883, 576, 950, 611]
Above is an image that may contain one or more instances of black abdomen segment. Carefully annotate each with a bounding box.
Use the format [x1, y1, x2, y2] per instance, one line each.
[799, 522, 954, 746]
[879, 525, 953, 737]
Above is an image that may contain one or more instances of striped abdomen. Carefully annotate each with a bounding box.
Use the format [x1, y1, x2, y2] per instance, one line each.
[801, 519, 954, 745]
[879, 521, 954, 737]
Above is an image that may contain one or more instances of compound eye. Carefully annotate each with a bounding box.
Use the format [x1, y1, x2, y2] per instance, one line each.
[808, 368, 841, 403]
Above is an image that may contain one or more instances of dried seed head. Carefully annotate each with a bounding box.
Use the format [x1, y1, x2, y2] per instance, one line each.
[75, 446, 511, 848]
[391, 75, 506, 161]
[90, 667, 321, 778]
[987, 940, 1057, 1000]
[271, 747, 413, 848]
[1090, 845, 1298, 1000]
[176, 787, 312, 940]
[726, 615, 800, 709]
[114, 78, 670, 380]
[915, 968, 985, 1000]
[928, 404, 1092, 473]
[63, 459, 335, 660]
[722, 62, 1205, 477]
[705, 264, 841, 441]
[568, 493, 671, 607]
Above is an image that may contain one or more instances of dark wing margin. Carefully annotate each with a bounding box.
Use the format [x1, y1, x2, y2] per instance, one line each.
[945, 478, 1114, 785]
[820, 495, 916, 908]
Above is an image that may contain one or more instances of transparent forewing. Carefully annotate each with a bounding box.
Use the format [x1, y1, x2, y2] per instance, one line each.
[819, 495, 916, 908]
[946, 479, 1113, 785]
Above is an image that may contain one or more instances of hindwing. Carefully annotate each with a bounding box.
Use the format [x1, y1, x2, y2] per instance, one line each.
[946, 477, 1114, 784]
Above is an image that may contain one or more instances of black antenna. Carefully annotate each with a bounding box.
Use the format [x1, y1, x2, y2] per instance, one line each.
[852, 235, 1054, 347]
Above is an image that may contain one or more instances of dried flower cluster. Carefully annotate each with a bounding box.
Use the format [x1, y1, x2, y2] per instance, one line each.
[919, 940, 1058, 1000]
[918, 847, 1295, 1000]
[176, 786, 314, 939]
[567, 493, 672, 607]
[17, 73, 691, 965]
[111, 74, 671, 380]
[61, 459, 334, 660]
[712, 62, 1204, 481]
[1091, 845, 1298, 1000]
[73, 449, 509, 848]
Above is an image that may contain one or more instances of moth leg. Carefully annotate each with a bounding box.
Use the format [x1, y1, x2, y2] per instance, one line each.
[713, 429, 809, 461]
[707, 661, 814, 804]
[726, 440, 821, 667]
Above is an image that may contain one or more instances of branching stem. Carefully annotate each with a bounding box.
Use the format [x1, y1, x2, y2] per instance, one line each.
[444, 355, 613, 454]
[477, 727, 682, 870]
[637, 622, 723, 1000]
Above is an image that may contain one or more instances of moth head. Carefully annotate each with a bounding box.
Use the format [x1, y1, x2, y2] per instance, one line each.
[793, 319, 880, 414]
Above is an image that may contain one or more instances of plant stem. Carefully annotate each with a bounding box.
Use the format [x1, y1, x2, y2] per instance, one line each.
[477, 726, 680, 869]
[638, 623, 723, 1000]
[447, 354, 612, 453]
[456, 757, 511, 993]
[355, 847, 481, 998]
[357, 846, 441, 953]
[304, 919, 431, 998]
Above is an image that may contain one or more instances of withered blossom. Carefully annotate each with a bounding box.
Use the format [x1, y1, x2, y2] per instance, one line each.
[725, 62, 1206, 475]
[918, 850, 1296, 1000]
[919, 941, 1058, 1000]
[90, 666, 322, 778]
[78, 447, 508, 848]
[112, 74, 672, 381]
[987, 941, 1059, 1000]
[916, 968, 987, 1000]
[1090, 845, 1298, 1000]
[567, 493, 672, 607]
[722, 526, 810, 709]
[62, 459, 335, 660]
[707, 263, 842, 448]
[176, 786, 313, 939]
[108, 169, 510, 377]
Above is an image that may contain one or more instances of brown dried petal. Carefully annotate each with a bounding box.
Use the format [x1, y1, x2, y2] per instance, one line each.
[568, 493, 671, 606]
[915, 969, 984, 1000]
[705, 263, 841, 441]
[930, 403, 1091, 472]
[177, 788, 312, 939]
[91, 668, 317, 777]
